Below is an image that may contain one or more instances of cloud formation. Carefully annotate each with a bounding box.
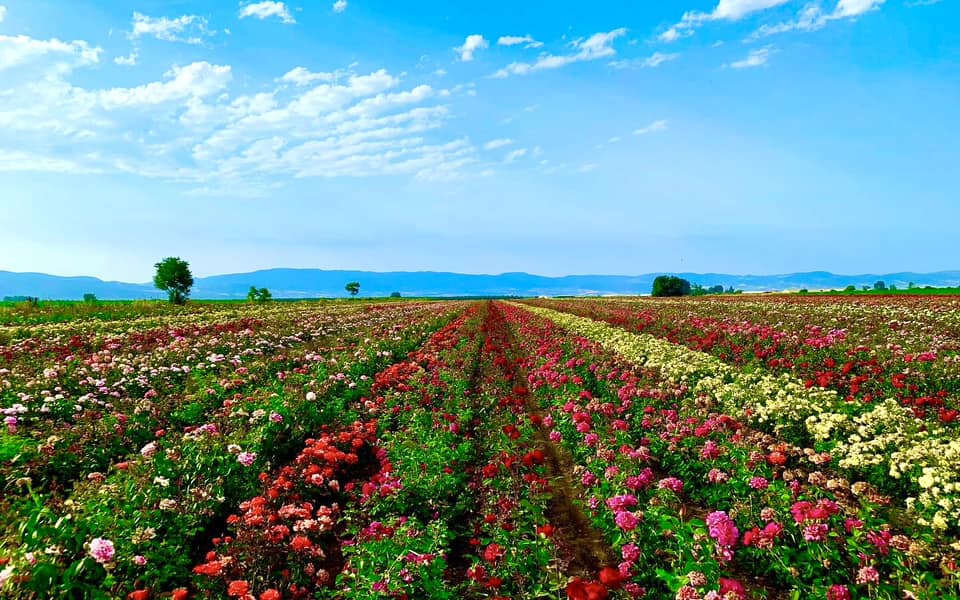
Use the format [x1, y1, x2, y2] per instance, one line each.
[497, 35, 544, 48]
[609, 51, 680, 69]
[130, 12, 216, 45]
[484, 138, 514, 150]
[492, 28, 627, 78]
[239, 2, 296, 25]
[456, 34, 489, 61]
[660, 0, 789, 42]
[726, 46, 776, 68]
[633, 120, 668, 135]
[749, 0, 886, 39]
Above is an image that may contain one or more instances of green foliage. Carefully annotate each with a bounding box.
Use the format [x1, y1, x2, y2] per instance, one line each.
[390, 291, 401, 298]
[345, 281, 360, 297]
[691, 284, 733, 296]
[874, 280, 887, 291]
[246, 286, 272, 302]
[651, 275, 692, 297]
[153, 257, 194, 305]
[82, 293, 97, 303]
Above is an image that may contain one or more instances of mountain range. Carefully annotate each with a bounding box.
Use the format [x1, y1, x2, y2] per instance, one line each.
[2, 269, 959, 300]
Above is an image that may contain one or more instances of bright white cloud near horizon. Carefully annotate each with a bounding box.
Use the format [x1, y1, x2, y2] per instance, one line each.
[0, 0, 957, 281]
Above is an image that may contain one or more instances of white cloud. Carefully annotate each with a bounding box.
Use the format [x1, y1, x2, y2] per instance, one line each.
[114, 51, 138, 66]
[633, 119, 668, 135]
[709, 0, 791, 20]
[658, 27, 694, 43]
[0, 29, 477, 185]
[0, 34, 101, 71]
[280, 66, 339, 86]
[504, 148, 527, 163]
[726, 46, 775, 69]
[456, 34, 488, 62]
[131, 12, 215, 45]
[610, 51, 680, 69]
[497, 35, 543, 48]
[333, 0, 348, 13]
[576, 162, 598, 173]
[433, 68, 447, 77]
[749, 0, 885, 39]
[484, 138, 513, 150]
[834, 0, 885, 17]
[660, 0, 789, 42]
[0, 6, 6, 23]
[99, 62, 232, 109]
[239, 2, 296, 24]
[0, 150, 100, 174]
[492, 27, 627, 78]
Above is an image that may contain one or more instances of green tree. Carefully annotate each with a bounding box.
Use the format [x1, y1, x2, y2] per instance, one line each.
[651, 276, 692, 297]
[874, 280, 887, 291]
[345, 281, 360, 297]
[82, 293, 97, 303]
[153, 257, 194, 305]
[247, 286, 272, 302]
[844, 285, 857, 293]
[390, 291, 401, 298]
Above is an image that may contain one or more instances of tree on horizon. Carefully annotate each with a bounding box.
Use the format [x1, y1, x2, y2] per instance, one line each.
[153, 257, 193, 305]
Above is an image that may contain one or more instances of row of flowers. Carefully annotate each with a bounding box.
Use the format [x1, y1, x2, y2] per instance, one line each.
[334, 302, 565, 598]
[0, 302, 436, 497]
[519, 303, 960, 540]
[525, 297, 960, 424]
[501, 301, 957, 599]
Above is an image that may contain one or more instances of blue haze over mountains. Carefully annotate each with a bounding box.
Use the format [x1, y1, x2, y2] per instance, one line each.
[2, 269, 959, 300]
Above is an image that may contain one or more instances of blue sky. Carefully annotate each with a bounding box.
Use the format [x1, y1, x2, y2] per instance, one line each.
[0, 0, 957, 281]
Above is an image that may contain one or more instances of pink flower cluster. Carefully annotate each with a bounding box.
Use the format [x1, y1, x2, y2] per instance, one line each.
[705, 511, 739, 562]
[657, 477, 684, 494]
[89, 537, 115, 564]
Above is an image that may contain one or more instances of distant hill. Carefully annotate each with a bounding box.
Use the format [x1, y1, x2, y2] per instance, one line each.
[1, 268, 959, 300]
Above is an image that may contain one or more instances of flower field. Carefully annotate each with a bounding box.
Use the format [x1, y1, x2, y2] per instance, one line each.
[1, 297, 958, 599]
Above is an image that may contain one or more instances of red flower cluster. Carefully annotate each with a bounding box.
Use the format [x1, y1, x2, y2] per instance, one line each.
[193, 420, 379, 596]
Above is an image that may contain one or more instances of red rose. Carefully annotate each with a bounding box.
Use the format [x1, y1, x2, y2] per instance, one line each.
[227, 581, 250, 597]
[598, 566, 622, 589]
